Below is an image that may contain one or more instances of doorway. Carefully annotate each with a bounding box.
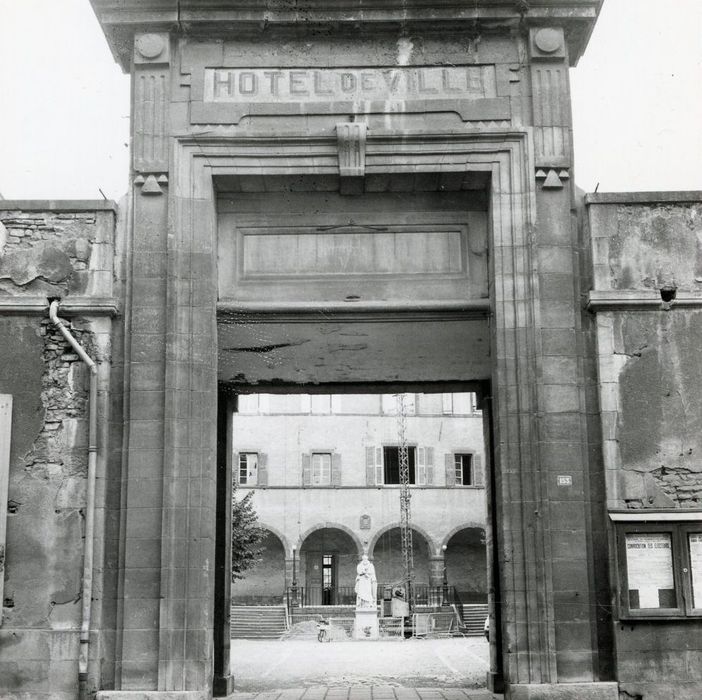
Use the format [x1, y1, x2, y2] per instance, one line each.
[213, 169, 503, 691]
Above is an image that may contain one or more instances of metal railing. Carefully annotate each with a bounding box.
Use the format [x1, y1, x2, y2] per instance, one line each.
[286, 584, 459, 608]
[287, 586, 357, 607]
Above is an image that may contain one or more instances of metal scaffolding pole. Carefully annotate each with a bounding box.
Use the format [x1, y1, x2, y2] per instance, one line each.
[396, 393, 415, 613]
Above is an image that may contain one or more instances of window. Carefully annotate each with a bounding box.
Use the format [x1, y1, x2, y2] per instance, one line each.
[442, 392, 475, 414]
[311, 452, 332, 485]
[302, 451, 341, 486]
[383, 446, 417, 484]
[310, 395, 331, 414]
[612, 516, 702, 618]
[454, 454, 473, 485]
[237, 395, 259, 414]
[445, 452, 483, 487]
[381, 393, 416, 415]
[238, 452, 258, 485]
[237, 394, 270, 414]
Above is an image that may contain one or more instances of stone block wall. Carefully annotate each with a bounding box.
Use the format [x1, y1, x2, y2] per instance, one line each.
[0, 202, 118, 700]
[587, 192, 702, 700]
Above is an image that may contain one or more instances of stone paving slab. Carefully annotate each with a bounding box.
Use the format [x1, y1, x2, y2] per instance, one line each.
[228, 688, 501, 700]
[230, 638, 490, 691]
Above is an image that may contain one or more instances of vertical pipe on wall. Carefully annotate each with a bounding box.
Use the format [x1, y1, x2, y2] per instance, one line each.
[48, 301, 98, 700]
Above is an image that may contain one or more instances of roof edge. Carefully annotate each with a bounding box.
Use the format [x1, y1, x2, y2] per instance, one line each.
[0, 200, 118, 212]
[585, 191, 702, 206]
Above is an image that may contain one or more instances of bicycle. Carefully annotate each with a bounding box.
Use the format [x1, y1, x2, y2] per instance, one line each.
[317, 617, 330, 642]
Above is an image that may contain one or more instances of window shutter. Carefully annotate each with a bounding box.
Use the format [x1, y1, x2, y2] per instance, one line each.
[445, 453, 456, 487]
[426, 447, 435, 485]
[258, 394, 270, 414]
[331, 395, 342, 413]
[442, 393, 452, 414]
[257, 453, 268, 486]
[417, 447, 426, 485]
[331, 453, 342, 486]
[375, 447, 383, 485]
[0, 395, 12, 627]
[302, 453, 311, 486]
[473, 454, 484, 487]
[365, 446, 375, 485]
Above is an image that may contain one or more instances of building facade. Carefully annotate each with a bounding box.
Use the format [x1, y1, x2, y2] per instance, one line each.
[230, 392, 487, 606]
[2, 2, 702, 700]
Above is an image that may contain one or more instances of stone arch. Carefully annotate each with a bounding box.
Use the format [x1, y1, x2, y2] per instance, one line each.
[296, 522, 364, 556]
[231, 523, 287, 603]
[256, 522, 290, 557]
[439, 523, 486, 553]
[442, 525, 488, 603]
[368, 522, 436, 558]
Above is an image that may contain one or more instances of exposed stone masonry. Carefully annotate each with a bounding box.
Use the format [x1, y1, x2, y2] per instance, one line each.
[19, 320, 95, 480]
[0, 210, 99, 296]
[651, 466, 702, 507]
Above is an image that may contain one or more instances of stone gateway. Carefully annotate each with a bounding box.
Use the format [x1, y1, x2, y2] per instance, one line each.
[1, 2, 702, 700]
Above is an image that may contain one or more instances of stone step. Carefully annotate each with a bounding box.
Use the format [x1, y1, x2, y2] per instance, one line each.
[231, 605, 288, 639]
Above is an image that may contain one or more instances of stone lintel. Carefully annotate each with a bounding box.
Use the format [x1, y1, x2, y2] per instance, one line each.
[507, 682, 619, 700]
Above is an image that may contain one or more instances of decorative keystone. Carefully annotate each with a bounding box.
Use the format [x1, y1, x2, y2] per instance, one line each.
[336, 122, 367, 195]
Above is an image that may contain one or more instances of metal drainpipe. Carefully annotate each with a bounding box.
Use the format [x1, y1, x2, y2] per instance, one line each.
[49, 300, 98, 700]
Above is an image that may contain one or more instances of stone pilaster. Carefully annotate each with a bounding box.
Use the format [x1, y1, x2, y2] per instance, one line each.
[116, 32, 172, 690]
[515, 24, 610, 686]
[119, 31, 217, 695]
[429, 555, 445, 588]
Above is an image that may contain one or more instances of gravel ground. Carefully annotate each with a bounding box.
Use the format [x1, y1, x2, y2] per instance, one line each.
[230, 638, 490, 691]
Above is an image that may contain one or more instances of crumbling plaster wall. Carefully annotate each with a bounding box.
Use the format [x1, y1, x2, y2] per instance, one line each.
[589, 196, 702, 509]
[0, 204, 117, 699]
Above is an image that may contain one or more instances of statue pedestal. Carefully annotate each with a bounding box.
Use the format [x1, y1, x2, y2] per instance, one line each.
[354, 607, 379, 640]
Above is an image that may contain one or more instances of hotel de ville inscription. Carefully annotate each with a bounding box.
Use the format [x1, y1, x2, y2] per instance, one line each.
[196, 65, 508, 124]
[205, 66, 496, 101]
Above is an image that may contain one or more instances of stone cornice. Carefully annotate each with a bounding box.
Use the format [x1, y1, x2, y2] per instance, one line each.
[90, 0, 601, 72]
[0, 200, 118, 213]
[0, 297, 121, 317]
[587, 290, 702, 312]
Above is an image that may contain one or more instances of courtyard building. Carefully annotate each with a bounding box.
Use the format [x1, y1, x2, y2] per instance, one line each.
[229, 392, 487, 608]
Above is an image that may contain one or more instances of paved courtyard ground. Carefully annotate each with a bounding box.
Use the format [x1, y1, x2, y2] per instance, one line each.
[228, 687, 501, 700]
[229, 638, 491, 692]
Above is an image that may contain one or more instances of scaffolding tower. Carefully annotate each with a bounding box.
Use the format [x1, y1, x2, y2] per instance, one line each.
[396, 393, 415, 613]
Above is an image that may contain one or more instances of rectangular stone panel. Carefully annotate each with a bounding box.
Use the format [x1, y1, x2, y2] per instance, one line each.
[218, 192, 488, 304]
[239, 224, 465, 277]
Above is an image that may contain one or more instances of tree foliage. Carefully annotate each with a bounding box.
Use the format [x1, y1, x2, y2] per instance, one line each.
[231, 485, 266, 581]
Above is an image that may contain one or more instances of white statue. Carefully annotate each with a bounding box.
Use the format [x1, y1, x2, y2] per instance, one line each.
[354, 554, 377, 609]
